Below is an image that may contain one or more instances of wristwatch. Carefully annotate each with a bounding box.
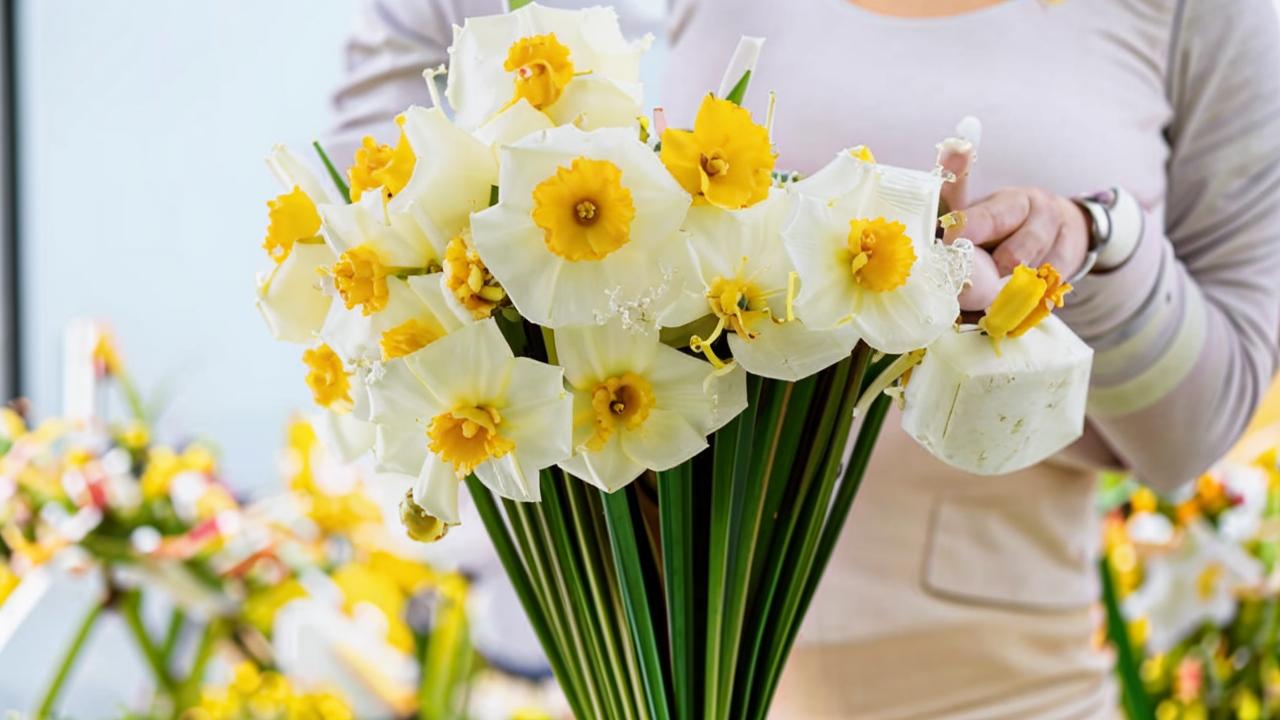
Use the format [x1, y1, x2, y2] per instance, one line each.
[1069, 187, 1143, 284]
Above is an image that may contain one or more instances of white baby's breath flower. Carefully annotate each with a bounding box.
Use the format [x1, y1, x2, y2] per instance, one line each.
[682, 190, 860, 381]
[783, 151, 965, 354]
[445, 3, 649, 133]
[365, 319, 572, 524]
[555, 320, 746, 492]
[470, 125, 693, 328]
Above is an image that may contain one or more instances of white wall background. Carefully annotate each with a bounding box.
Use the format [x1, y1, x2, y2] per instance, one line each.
[17, 0, 353, 495]
[5, 1, 354, 715]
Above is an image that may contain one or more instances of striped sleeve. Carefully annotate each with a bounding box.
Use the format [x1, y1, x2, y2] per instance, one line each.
[1058, 0, 1280, 492]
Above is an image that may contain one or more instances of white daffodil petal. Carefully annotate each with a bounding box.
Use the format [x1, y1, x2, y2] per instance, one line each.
[319, 194, 435, 269]
[784, 196, 855, 330]
[545, 75, 642, 131]
[561, 432, 646, 493]
[403, 319, 513, 407]
[268, 144, 335, 204]
[256, 243, 335, 344]
[374, 422, 428, 477]
[476, 453, 541, 503]
[555, 322, 660, 387]
[320, 277, 428, 363]
[706, 362, 749, 433]
[848, 254, 960, 354]
[444, 4, 648, 131]
[728, 320, 859, 382]
[391, 106, 497, 244]
[643, 345, 724, 434]
[620, 408, 707, 472]
[310, 410, 376, 462]
[365, 359, 434, 425]
[502, 358, 574, 470]
[474, 98, 556, 153]
[472, 125, 691, 328]
[414, 452, 463, 524]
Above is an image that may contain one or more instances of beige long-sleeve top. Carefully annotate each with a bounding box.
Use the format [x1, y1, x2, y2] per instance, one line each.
[330, 0, 1280, 716]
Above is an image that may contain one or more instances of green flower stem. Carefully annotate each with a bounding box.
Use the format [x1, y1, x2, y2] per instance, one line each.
[35, 599, 104, 719]
[541, 472, 628, 720]
[419, 587, 471, 720]
[565, 478, 641, 720]
[120, 590, 178, 697]
[501, 499, 601, 717]
[177, 618, 224, 712]
[658, 462, 696, 720]
[603, 487, 673, 720]
[159, 608, 186, 667]
[312, 141, 351, 202]
[1100, 554, 1153, 720]
[465, 477, 587, 720]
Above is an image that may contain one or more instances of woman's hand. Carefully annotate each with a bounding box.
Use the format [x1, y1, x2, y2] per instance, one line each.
[937, 142, 1091, 311]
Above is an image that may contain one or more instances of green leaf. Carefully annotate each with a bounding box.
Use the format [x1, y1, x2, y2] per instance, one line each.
[419, 585, 473, 720]
[1101, 554, 1154, 720]
[724, 70, 752, 106]
[506, 0, 534, 10]
[464, 477, 589, 720]
[312, 140, 351, 202]
[659, 463, 696, 720]
[603, 487, 673, 720]
[488, 184, 499, 207]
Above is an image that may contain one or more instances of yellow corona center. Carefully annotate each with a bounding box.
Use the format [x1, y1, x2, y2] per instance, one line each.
[587, 373, 655, 451]
[263, 186, 321, 263]
[504, 33, 575, 110]
[707, 276, 771, 340]
[531, 157, 635, 261]
[847, 217, 916, 293]
[380, 318, 440, 361]
[849, 145, 876, 163]
[659, 94, 776, 210]
[428, 405, 515, 476]
[1196, 563, 1223, 601]
[302, 344, 352, 413]
[444, 234, 506, 318]
[331, 245, 390, 315]
[978, 263, 1072, 351]
[347, 121, 416, 203]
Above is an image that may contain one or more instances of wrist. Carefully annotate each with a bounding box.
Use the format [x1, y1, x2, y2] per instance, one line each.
[1070, 188, 1143, 283]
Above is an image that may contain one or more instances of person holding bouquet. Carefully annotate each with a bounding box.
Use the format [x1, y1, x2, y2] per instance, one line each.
[327, 0, 1280, 716]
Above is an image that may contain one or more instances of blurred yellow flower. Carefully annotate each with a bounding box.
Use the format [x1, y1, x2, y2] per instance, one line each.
[264, 187, 321, 264]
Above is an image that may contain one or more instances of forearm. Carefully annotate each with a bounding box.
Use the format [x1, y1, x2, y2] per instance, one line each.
[1059, 207, 1280, 492]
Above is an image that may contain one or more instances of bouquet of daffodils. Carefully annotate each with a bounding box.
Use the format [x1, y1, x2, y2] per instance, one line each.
[254, 4, 1092, 717]
[1100, 448, 1280, 719]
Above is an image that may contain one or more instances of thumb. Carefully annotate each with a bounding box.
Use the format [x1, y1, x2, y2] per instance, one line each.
[937, 116, 982, 217]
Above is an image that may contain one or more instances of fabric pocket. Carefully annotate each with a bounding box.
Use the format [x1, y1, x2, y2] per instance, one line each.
[921, 476, 1099, 611]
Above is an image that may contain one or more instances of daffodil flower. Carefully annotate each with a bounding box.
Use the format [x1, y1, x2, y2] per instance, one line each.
[318, 193, 441, 317]
[471, 125, 694, 329]
[1122, 520, 1263, 653]
[978, 263, 1071, 353]
[364, 319, 572, 524]
[555, 320, 747, 492]
[445, 4, 649, 133]
[320, 274, 469, 370]
[660, 94, 776, 210]
[257, 145, 336, 344]
[681, 190, 860, 381]
[388, 106, 498, 242]
[783, 151, 969, 354]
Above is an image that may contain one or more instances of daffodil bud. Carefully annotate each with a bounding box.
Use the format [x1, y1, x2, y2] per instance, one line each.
[400, 489, 450, 543]
[901, 315, 1092, 475]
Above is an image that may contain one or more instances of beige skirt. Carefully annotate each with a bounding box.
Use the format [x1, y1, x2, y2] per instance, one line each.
[769, 410, 1116, 719]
